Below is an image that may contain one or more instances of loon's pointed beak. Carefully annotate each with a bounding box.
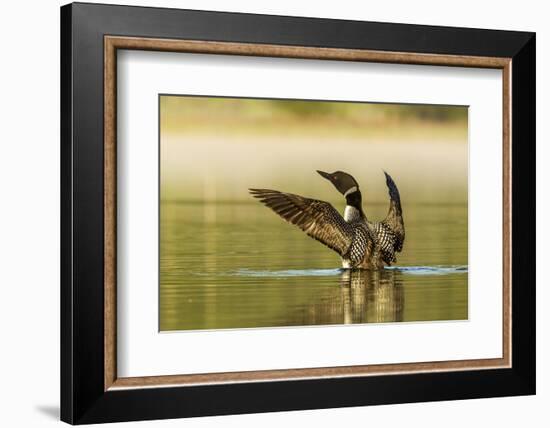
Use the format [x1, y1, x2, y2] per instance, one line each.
[317, 170, 332, 180]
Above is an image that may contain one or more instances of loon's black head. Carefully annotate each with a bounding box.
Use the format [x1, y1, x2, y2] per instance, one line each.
[317, 170, 359, 196]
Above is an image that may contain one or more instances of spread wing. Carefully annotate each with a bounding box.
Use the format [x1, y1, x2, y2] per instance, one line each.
[382, 172, 405, 253]
[249, 189, 354, 256]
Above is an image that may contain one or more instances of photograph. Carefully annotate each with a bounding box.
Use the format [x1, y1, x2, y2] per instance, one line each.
[159, 95, 468, 331]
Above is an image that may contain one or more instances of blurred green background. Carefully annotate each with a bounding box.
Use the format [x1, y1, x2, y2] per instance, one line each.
[160, 96, 468, 205]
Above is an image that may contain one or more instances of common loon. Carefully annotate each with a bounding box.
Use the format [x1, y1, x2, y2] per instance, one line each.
[249, 170, 405, 269]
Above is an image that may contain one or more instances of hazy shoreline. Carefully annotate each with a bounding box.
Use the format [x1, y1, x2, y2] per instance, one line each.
[161, 136, 468, 204]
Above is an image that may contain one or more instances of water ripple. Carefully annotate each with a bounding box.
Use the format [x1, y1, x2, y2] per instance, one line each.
[386, 265, 468, 275]
[231, 268, 343, 277]
[224, 265, 468, 278]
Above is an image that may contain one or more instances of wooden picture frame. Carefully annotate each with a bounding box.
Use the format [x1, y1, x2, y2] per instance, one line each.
[61, 2, 535, 424]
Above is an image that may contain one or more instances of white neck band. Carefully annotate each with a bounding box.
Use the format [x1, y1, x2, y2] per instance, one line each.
[343, 186, 358, 197]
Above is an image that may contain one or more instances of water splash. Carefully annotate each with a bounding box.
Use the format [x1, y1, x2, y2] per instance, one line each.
[227, 265, 467, 278]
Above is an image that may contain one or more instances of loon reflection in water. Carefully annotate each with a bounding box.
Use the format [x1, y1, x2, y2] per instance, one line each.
[298, 269, 404, 326]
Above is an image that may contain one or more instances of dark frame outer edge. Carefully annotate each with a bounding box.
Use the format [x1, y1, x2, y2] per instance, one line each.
[60, 4, 74, 425]
[60, 2, 536, 424]
[510, 34, 536, 390]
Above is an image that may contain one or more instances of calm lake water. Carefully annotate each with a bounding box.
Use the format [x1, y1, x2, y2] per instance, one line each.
[160, 202, 468, 331]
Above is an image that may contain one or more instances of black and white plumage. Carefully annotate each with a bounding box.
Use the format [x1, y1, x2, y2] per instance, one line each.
[250, 170, 405, 269]
[247, 190, 358, 256]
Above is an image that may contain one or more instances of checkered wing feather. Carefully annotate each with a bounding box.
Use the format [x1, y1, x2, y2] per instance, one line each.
[382, 171, 405, 254]
[249, 189, 354, 256]
[373, 223, 398, 264]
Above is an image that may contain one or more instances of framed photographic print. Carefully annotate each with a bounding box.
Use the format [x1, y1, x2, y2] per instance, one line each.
[60, 2, 535, 424]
